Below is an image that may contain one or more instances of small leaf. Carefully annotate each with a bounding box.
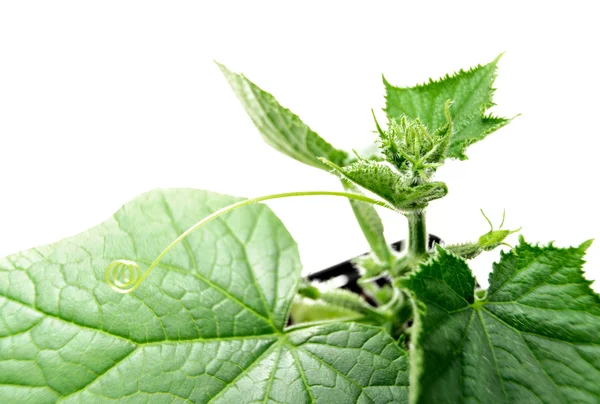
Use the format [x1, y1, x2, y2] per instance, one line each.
[401, 240, 600, 403]
[323, 159, 447, 211]
[446, 210, 521, 259]
[218, 63, 348, 169]
[0, 189, 409, 403]
[384, 55, 510, 160]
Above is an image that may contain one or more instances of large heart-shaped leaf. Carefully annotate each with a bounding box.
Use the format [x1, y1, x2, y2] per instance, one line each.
[401, 239, 600, 403]
[0, 189, 409, 403]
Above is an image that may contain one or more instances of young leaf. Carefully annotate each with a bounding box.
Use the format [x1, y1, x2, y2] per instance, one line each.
[446, 210, 521, 259]
[0, 189, 409, 403]
[323, 159, 447, 211]
[376, 101, 453, 182]
[384, 55, 510, 160]
[218, 63, 348, 169]
[401, 239, 600, 403]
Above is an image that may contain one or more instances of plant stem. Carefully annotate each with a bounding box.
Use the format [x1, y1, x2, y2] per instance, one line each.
[298, 284, 392, 323]
[407, 210, 427, 258]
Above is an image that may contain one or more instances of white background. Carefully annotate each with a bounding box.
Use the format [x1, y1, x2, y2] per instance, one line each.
[1, 1, 598, 290]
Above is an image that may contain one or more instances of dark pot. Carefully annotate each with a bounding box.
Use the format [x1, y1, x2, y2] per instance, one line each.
[305, 234, 442, 298]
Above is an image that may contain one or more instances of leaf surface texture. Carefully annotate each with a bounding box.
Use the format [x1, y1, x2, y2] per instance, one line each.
[0, 189, 408, 403]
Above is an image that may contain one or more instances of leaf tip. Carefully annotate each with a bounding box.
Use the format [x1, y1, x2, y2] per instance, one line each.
[434, 243, 447, 256]
[317, 157, 342, 171]
[579, 239, 594, 253]
[381, 73, 391, 87]
[493, 51, 506, 64]
[214, 60, 230, 74]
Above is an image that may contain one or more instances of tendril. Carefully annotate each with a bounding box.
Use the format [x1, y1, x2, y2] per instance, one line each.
[105, 260, 143, 293]
[105, 191, 394, 294]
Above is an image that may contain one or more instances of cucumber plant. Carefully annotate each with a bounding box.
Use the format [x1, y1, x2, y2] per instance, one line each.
[1, 56, 598, 403]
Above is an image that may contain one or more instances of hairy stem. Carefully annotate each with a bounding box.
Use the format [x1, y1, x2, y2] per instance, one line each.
[297, 284, 391, 322]
[407, 210, 427, 258]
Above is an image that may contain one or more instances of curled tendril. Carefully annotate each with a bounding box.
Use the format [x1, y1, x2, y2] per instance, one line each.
[105, 259, 144, 293]
[104, 191, 395, 294]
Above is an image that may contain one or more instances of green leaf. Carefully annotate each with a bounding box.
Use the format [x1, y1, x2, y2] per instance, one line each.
[218, 63, 392, 264]
[0, 188, 409, 403]
[218, 63, 348, 169]
[401, 239, 600, 403]
[384, 55, 510, 160]
[323, 159, 447, 211]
